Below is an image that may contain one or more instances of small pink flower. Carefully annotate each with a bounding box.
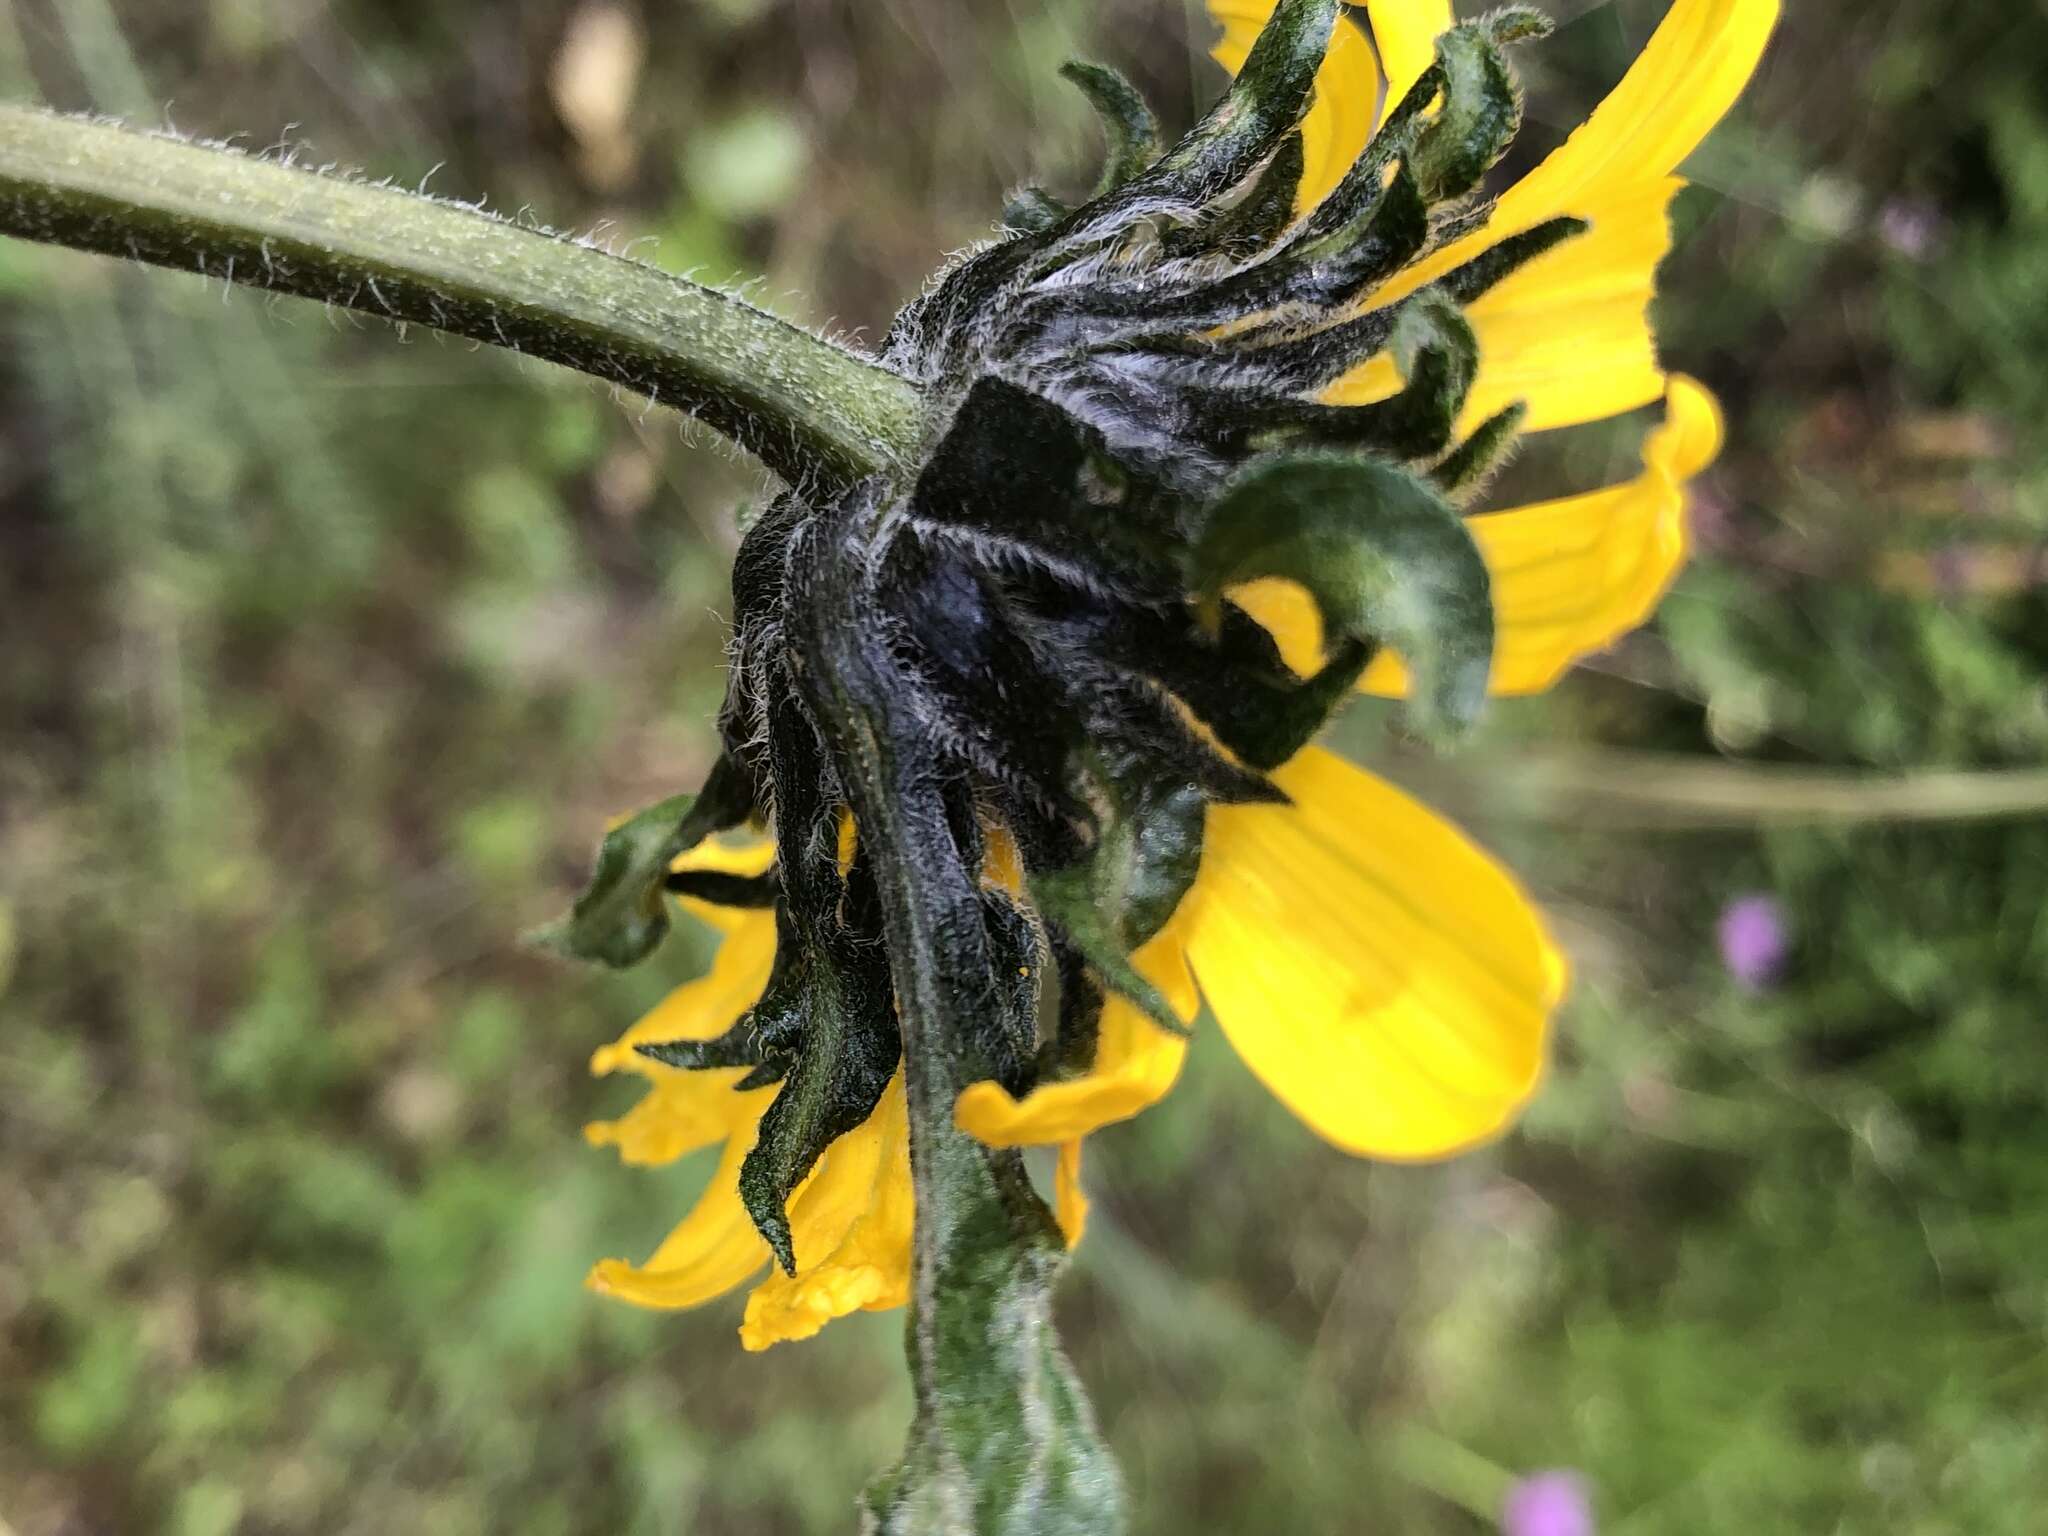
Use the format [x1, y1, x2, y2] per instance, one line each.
[1718, 893, 1791, 989]
[1503, 1471, 1594, 1536]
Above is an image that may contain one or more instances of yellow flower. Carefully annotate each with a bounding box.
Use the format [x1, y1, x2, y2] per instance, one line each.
[584, 837, 1085, 1349]
[587, 0, 1774, 1344]
[956, 0, 1771, 1158]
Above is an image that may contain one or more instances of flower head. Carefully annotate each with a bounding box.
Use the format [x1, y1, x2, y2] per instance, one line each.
[557, 0, 1776, 1345]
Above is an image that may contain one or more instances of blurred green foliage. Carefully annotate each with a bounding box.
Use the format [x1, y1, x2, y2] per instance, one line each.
[3, 0, 2047, 1532]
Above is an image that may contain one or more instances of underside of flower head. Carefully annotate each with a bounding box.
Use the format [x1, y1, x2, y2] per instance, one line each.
[562, 0, 1562, 1271]
[550, 0, 1776, 1314]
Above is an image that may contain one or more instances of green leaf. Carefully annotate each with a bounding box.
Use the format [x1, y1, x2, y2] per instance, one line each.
[1193, 452, 1496, 741]
[1059, 61, 1163, 197]
[1029, 755, 1206, 1038]
[1413, 23, 1525, 204]
[1434, 401, 1526, 500]
[735, 949, 899, 1273]
[530, 757, 755, 969]
[1002, 184, 1070, 234]
[525, 793, 699, 970]
[1151, 0, 1338, 200]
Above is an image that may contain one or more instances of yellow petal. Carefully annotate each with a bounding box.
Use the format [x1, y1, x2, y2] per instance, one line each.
[1055, 1139, 1090, 1249]
[1228, 576, 1327, 679]
[588, 908, 777, 1075]
[1368, 0, 1779, 306]
[669, 834, 777, 935]
[982, 821, 1025, 895]
[1296, 13, 1381, 214]
[1363, 0, 1453, 104]
[1181, 746, 1566, 1160]
[1207, 0, 1774, 432]
[669, 834, 776, 878]
[1459, 178, 1679, 430]
[583, 1065, 761, 1167]
[1490, 0, 1781, 229]
[1207, 2, 1382, 215]
[740, 1077, 915, 1349]
[1204, 7, 1264, 91]
[585, 906, 776, 1165]
[1227, 376, 1725, 698]
[585, 1118, 774, 1309]
[954, 934, 1199, 1147]
[784, 1082, 893, 1270]
[1330, 178, 1680, 433]
[1335, 0, 1777, 431]
[835, 808, 857, 879]
[1449, 373, 1724, 695]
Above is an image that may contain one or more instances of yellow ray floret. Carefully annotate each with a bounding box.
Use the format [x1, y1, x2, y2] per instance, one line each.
[584, 840, 1078, 1344]
[1357, 0, 1781, 296]
[1362, 0, 1453, 104]
[583, 851, 778, 1165]
[587, 1128, 777, 1309]
[1445, 373, 1723, 694]
[954, 933, 1200, 1145]
[1206, 0, 1778, 434]
[955, 748, 1566, 1161]
[740, 1076, 915, 1350]
[590, 1077, 914, 1338]
[1332, 176, 1682, 434]
[1208, 0, 1381, 212]
[1055, 1140, 1090, 1247]
[1235, 375, 1725, 696]
[1180, 747, 1567, 1159]
[1489, 0, 1781, 229]
[579, 836, 907, 1339]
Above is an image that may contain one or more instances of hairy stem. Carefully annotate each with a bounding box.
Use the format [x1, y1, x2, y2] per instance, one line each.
[0, 105, 923, 490]
[792, 492, 1124, 1535]
[841, 721, 1124, 1536]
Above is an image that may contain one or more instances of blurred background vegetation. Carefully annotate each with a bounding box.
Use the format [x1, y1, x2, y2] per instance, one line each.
[4, 0, 2047, 1531]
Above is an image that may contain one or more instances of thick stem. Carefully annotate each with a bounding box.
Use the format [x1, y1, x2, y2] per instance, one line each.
[0, 105, 923, 491]
[792, 492, 1124, 1535]
[843, 722, 1125, 1536]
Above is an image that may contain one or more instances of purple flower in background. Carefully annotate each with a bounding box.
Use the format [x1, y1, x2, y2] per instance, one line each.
[1503, 1472, 1594, 1536]
[1718, 893, 1791, 990]
[1876, 197, 1944, 261]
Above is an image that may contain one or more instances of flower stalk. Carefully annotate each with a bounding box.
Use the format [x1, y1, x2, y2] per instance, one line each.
[0, 104, 923, 490]
[796, 501, 1123, 1533]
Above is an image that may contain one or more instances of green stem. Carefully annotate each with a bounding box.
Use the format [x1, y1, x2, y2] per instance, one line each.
[0, 104, 923, 490]
[844, 737, 1124, 1536]
[1418, 749, 2048, 830]
[794, 521, 1124, 1534]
